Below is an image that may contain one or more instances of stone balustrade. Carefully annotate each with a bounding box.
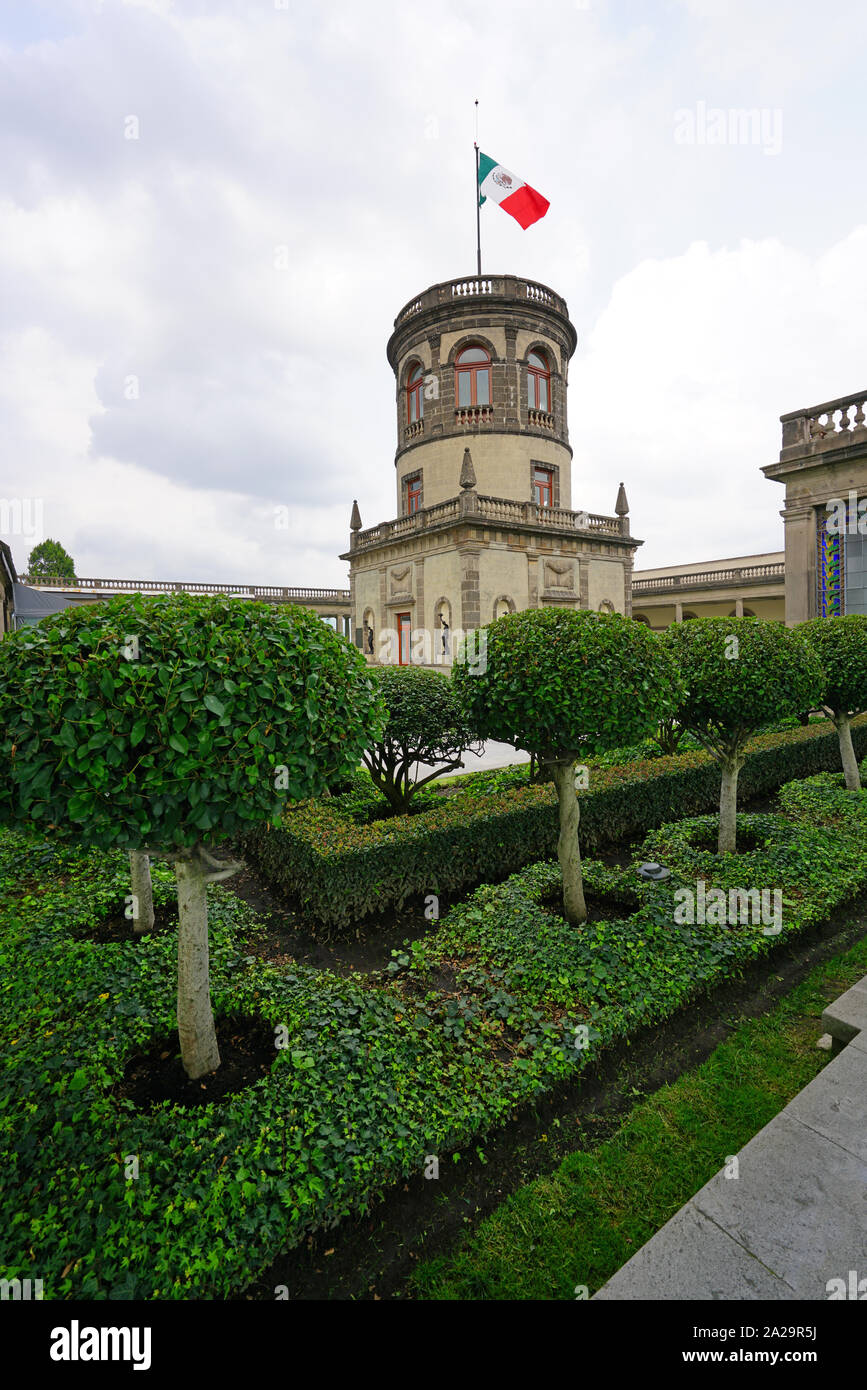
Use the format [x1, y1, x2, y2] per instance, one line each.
[454, 405, 493, 426]
[22, 576, 352, 603]
[632, 563, 785, 594]
[527, 408, 555, 430]
[352, 494, 623, 551]
[394, 274, 570, 326]
[780, 390, 867, 458]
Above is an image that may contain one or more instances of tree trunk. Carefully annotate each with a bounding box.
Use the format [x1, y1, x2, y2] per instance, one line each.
[128, 849, 154, 936]
[551, 761, 587, 925]
[718, 754, 742, 854]
[834, 713, 861, 791]
[174, 854, 221, 1080]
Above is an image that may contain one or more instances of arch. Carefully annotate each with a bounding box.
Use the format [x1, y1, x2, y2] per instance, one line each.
[446, 333, 499, 366]
[492, 594, 516, 621]
[405, 360, 424, 424]
[682, 610, 698, 621]
[632, 613, 651, 625]
[727, 607, 756, 618]
[597, 599, 615, 615]
[362, 607, 376, 656]
[454, 342, 492, 408]
[434, 597, 453, 660]
[526, 347, 551, 412]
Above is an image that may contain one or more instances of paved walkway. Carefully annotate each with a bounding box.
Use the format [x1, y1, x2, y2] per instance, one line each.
[418, 739, 530, 779]
[593, 977, 867, 1300]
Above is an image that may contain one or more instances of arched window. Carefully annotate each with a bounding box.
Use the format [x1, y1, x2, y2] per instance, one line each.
[455, 345, 491, 407]
[406, 364, 424, 424]
[527, 350, 550, 411]
[632, 613, 650, 625]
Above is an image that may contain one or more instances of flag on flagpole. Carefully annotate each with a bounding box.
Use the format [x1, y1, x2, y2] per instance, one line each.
[477, 152, 550, 229]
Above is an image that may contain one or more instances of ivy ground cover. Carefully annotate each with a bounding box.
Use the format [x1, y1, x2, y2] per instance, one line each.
[1, 771, 865, 1299]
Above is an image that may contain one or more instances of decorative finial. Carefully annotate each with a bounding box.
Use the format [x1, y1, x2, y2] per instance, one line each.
[350, 499, 362, 531]
[459, 447, 477, 491]
[615, 482, 629, 517]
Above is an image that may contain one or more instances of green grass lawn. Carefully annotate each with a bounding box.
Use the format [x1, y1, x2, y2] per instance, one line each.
[410, 932, 867, 1300]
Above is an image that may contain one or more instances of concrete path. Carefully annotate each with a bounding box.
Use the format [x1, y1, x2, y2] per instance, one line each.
[593, 975, 867, 1301]
[416, 739, 530, 779]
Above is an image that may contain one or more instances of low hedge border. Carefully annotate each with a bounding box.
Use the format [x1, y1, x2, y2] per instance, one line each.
[243, 715, 867, 929]
[2, 774, 865, 1300]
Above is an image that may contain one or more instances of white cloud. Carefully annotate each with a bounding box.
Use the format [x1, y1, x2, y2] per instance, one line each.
[0, 0, 865, 591]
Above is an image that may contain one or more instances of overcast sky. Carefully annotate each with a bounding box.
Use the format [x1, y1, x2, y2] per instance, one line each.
[2, 0, 866, 587]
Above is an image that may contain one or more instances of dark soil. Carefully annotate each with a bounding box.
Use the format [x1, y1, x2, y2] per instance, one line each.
[72, 904, 178, 944]
[237, 889, 867, 1302]
[539, 890, 641, 923]
[111, 1014, 274, 1111]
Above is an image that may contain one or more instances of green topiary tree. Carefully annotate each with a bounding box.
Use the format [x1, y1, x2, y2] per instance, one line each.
[662, 617, 824, 853]
[0, 592, 384, 1078]
[362, 665, 482, 814]
[800, 614, 867, 790]
[27, 538, 77, 582]
[452, 608, 678, 925]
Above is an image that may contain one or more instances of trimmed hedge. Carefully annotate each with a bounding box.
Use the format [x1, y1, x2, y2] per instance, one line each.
[243, 714, 867, 929]
[2, 773, 866, 1299]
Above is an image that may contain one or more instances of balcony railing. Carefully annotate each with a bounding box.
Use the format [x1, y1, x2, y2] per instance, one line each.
[393, 274, 570, 327]
[455, 405, 493, 426]
[527, 408, 555, 430]
[632, 563, 785, 594]
[21, 576, 351, 604]
[352, 494, 624, 550]
[780, 390, 867, 457]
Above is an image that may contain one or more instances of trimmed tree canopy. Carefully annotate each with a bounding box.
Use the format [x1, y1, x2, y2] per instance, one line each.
[799, 614, 867, 716]
[0, 592, 385, 849]
[800, 614, 867, 790]
[453, 607, 679, 924]
[453, 606, 679, 759]
[663, 617, 824, 748]
[662, 616, 825, 851]
[0, 592, 385, 1080]
[362, 665, 482, 813]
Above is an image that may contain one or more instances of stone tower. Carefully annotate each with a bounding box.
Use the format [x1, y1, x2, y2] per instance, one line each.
[342, 273, 640, 664]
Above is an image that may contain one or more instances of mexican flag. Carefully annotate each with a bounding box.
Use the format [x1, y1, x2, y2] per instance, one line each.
[477, 152, 550, 229]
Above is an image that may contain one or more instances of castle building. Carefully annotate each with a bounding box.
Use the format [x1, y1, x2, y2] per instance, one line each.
[763, 388, 867, 623]
[342, 273, 637, 663]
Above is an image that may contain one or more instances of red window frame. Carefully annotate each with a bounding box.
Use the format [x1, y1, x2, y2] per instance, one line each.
[407, 476, 422, 514]
[397, 613, 412, 666]
[406, 364, 424, 423]
[527, 350, 550, 411]
[532, 466, 553, 507]
[455, 345, 491, 408]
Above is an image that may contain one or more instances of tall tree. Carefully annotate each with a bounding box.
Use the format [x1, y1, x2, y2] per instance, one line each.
[453, 608, 678, 925]
[27, 538, 77, 582]
[800, 614, 867, 791]
[0, 592, 384, 1078]
[663, 617, 824, 853]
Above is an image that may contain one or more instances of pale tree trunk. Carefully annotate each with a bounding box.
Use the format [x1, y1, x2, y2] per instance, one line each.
[174, 853, 221, 1080]
[718, 752, 743, 854]
[834, 713, 861, 791]
[551, 761, 587, 925]
[128, 849, 154, 936]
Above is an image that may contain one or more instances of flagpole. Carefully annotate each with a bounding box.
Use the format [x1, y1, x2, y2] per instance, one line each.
[474, 99, 481, 277]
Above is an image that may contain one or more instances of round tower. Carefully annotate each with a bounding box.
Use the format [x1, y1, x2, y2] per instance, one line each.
[386, 274, 578, 515]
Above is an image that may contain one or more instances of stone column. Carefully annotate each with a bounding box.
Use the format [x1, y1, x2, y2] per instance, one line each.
[460, 549, 481, 631]
[675, 601, 683, 623]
